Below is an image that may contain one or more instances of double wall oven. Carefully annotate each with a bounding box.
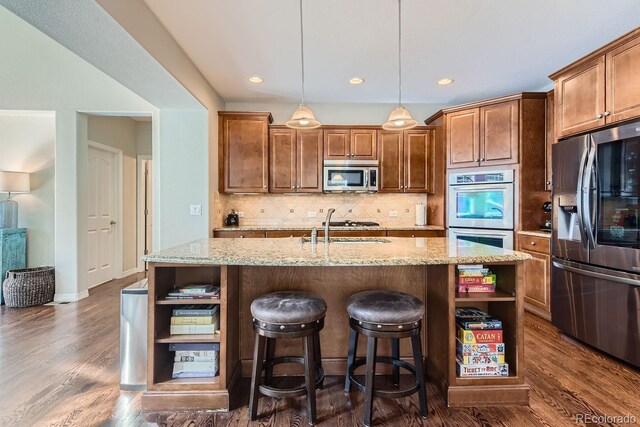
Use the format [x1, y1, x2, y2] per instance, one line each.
[447, 170, 515, 249]
[552, 120, 640, 368]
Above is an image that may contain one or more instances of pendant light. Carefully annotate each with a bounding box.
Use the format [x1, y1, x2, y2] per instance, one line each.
[382, 0, 417, 131]
[286, 0, 321, 129]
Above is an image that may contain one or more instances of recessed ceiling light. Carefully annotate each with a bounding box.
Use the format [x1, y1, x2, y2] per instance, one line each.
[349, 77, 365, 85]
[437, 78, 454, 86]
[248, 76, 264, 84]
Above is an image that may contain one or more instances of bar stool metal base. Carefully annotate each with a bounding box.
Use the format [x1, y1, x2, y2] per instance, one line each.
[344, 317, 427, 427]
[249, 317, 324, 425]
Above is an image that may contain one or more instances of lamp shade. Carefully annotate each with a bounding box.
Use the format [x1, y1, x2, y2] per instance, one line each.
[0, 171, 30, 194]
[286, 105, 321, 129]
[382, 106, 418, 130]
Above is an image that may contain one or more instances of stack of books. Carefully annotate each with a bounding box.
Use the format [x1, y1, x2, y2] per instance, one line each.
[456, 265, 496, 293]
[170, 305, 220, 335]
[170, 343, 220, 379]
[455, 307, 508, 377]
[165, 284, 221, 300]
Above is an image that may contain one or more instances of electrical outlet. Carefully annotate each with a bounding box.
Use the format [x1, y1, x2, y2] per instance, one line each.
[238, 211, 245, 218]
[190, 204, 202, 216]
[389, 210, 398, 217]
[308, 211, 317, 218]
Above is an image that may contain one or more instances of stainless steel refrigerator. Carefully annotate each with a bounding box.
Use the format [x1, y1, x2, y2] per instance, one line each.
[551, 120, 640, 368]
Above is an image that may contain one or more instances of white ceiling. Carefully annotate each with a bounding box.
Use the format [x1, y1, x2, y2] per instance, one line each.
[0, 0, 202, 109]
[144, 0, 640, 105]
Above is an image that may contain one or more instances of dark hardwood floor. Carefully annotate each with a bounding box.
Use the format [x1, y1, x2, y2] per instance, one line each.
[1, 274, 639, 426]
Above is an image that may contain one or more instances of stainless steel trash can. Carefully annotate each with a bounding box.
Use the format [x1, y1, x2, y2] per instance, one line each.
[120, 279, 148, 390]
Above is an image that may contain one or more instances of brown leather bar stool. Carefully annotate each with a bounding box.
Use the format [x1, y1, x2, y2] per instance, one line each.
[249, 291, 327, 425]
[344, 290, 427, 427]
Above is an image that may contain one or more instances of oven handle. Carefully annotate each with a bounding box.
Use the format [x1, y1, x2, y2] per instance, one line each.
[450, 184, 511, 192]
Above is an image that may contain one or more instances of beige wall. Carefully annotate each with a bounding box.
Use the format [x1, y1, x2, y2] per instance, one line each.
[87, 115, 139, 274]
[136, 121, 152, 155]
[0, 111, 55, 268]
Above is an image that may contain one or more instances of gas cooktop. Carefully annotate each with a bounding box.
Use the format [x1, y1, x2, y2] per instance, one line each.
[321, 220, 380, 227]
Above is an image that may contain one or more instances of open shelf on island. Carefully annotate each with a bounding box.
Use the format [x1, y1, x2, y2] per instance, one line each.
[455, 289, 515, 302]
[155, 330, 221, 344]
[156, 298, 221, 305]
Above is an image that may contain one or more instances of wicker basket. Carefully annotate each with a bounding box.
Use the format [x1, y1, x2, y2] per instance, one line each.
[3, 266, 55, 308]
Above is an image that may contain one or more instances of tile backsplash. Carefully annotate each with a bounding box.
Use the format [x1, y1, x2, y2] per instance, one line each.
[214, 193, 428, 227]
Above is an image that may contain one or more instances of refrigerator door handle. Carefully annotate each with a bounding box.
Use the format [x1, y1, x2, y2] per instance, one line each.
[583, 138, 597, 249]
[576, 144, 590, 249]
[553, 260, 640, 287]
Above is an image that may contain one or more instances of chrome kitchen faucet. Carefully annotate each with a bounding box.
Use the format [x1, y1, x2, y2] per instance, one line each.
[324, 208, 336, 244]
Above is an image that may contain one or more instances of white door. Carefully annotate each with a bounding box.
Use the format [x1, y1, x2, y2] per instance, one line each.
[87, 146, 117, 287]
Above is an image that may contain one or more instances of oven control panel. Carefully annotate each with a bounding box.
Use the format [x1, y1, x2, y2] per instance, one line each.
[449, 169, 514, 185]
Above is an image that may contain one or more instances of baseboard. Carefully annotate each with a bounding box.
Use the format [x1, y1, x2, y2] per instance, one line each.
[54, 290, 89, 302]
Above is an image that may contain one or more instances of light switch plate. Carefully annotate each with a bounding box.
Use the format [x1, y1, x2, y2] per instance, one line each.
[238, 211, 245, 218]
[190, 204, 202, 216]
[308, 211, 317, 218]
[389, 210, 398, 217]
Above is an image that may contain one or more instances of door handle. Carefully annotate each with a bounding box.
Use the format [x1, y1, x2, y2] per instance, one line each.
[110, 220, 117, 225]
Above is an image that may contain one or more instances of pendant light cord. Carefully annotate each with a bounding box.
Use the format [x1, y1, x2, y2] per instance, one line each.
[397, 0, 402, 107]
[299, 0, 305, 106]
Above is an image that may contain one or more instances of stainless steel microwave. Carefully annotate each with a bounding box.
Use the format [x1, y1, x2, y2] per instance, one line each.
[323, 160, 378, 193]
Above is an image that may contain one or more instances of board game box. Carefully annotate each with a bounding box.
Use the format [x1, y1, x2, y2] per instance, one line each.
[456, 361, 509, 377]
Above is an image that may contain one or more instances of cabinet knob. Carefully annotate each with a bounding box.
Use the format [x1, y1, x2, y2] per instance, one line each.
[480, 158, 485, 162]
[411, 235, 415, 238]
[240, 235, 245, 238]
[475, 158, 480, 162]
[530, 241, 536, 245]
[263, 185, 267, 188]
[603, 111, 611, 117]
[546, 181, 551, 185]
[596, 113, 604, 119]
[291, 186, 295, 188]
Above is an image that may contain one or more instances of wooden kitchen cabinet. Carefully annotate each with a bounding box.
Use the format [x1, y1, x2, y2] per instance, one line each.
[269, 127, 323, 193]
[545, 90, 555, 191]
[323, 128, 377, 160]
[446, 108, 480, 169]
[213, 230, 266, 238]
[517, 233, 551, 320]
[378, 129, 433, 193]
[218, 112, 273, 193]
[551, 29, 640, 138]
[386, 230, 443, 238]
[446, 100, 519, 169]
[479, 100, 519, 166]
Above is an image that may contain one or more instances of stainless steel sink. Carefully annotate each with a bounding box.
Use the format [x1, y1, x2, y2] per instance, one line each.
[301, 237, 390, 244]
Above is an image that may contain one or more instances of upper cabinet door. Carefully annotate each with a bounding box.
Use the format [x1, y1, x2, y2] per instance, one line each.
[297, 129, 323, 192]
[404, 130, 433, 193]
[377, 130, 404, 193]
[480, 100, 519, 166]
[350, 129, 378, 160]
[446, 108, 480, 169]
[323, 130, 350, 159]
[606, 35, 640, 124]
[555, 57, 606, 138]
[269, 128, 297, 193]
[220, 113, 271, 193]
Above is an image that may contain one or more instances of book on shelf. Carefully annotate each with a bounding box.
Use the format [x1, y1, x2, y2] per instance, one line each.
[456, 360, 509, 377]
[456, 339, 505, 355]
[458, 354, 506, 364]
[172, 305, 219, 317]
[456, 283, 497, 293]
[165, 294, 218, 300]
[170, 322, 218, 335]
[457, 275, 496, 285]
[455, 308, 503, 329]
[457, 325, 503, 344]
[171, 315, 217, 325]
[175, 350, 219, 362]
[172, 371, 217, 379]
[169, 343, 220, 351]
[178, 284, 220, 294]
[172, 357, 219, 379]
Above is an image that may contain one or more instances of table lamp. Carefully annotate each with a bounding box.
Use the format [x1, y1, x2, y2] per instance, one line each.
[0, 171, 30, 229]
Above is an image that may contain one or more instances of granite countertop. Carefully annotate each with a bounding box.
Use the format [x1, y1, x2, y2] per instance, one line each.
[517, 230, 552, 238]
[143, 237, 531, 267]
[212, 225, 445, 232]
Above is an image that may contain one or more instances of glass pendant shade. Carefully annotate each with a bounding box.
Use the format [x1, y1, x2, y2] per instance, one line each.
[286, 105, 321, 129]
[382, 106, 418, 130]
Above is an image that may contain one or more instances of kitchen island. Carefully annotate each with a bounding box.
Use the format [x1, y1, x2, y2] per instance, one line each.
[142, 237, 531, 411]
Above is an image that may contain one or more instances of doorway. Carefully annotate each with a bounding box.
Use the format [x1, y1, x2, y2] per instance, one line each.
[87, 143, 121, 288]
[138, 156, 153, 271]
